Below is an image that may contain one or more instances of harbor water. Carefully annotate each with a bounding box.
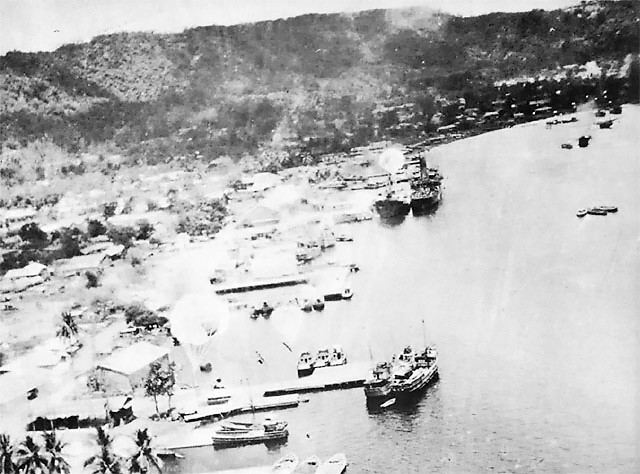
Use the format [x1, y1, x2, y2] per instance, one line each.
[167, 108, 639, 473]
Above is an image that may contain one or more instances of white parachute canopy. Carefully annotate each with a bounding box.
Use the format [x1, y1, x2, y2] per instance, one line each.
[378, 147, 405, 174]
[168, 293, 229, 370]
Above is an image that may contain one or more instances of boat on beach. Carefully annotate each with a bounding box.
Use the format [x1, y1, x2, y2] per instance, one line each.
[312, 298, 325, 311]
[576, 208, 587, 217]
[211, 419, 289, 447]
[598, 205, 618, 213]
[316, 453, 347, 474]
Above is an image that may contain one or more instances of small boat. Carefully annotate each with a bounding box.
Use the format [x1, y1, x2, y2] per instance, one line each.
[312, 298, 325, 311]
[207, 394, 232, 405]
[316, 453, 347, 474]
[561, 143, 573, 150]
[595, 110, 606, 117]
[297, 351, 315, 377]
[335, 234, 353, 242]
[252, 302, 274, 318]
[598, 119, 613, 129]
[598, 205, 618, 213]
[578, 135, 591, 148]
[272, 454, 299, 473]
[329, 345, 347, 366]
[212, 419, 288, 447]
[157, 449, 184, 459]
[299, 299, 313, 312]
[587, 207, 607, 216]
[313, 349, 331, 368]
[576, 209, 588, 218]
[341, 288, 353, 300]
[294, 455, 321, 473]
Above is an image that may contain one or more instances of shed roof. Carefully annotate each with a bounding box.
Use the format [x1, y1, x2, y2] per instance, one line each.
[58, 254, 108, 274]
[97, 342, 169, 376]
[4, 262, 47, 280]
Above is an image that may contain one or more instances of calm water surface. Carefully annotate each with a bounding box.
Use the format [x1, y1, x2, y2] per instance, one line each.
[169, 110, 639, 473]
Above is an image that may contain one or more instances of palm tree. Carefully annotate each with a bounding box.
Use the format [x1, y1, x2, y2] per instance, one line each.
[84, 427, 122, 474]
[43, 432, 69, 474]
[15, 436, 47, 474]
[128, 429, 162, 474]
[56, 312, 78, 341]
[0, 434, 16, 474]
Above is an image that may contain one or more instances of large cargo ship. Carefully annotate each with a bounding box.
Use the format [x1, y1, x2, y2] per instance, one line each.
[373, 183, 411, 219]
[410, 184, 441, 214]
[409, 156, 442, 214]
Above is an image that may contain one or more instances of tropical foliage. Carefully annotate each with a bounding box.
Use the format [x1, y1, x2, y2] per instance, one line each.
[84, 427, 122, 474]
[128, 429, 162, 474]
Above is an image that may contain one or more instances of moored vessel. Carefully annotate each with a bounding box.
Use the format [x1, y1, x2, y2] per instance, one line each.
[329, 345, 347, 366]
[390, 345, 438, 400]
[297, 351, 315, 377]
[364, 361, 393, 404]
[316, 453, 347, 474]
[272, 454, 299, 473]
[212, 419, 288, 447]
[374, 191, 411, 219]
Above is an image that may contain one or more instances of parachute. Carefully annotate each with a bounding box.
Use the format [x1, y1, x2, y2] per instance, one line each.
[168, 293, 229, 379]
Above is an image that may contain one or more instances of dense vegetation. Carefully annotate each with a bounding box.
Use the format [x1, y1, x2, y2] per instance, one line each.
[0, 1, 638, 173]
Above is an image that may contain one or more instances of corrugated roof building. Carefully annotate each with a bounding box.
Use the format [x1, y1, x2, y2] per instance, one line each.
[96, 342, 170, 394]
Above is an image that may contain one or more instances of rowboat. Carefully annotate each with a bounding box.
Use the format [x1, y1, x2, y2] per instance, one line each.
[272, 454, 299, 473]
[316, 453, 347, 474]
[294, 455, 321, 473]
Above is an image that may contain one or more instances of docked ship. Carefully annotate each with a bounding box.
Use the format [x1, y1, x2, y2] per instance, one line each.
[409, 156, 442, 215]
[410, 184, 441, 214]
[363, 361, 393, 404]
[390, 345, 438, 400]
[212, 419, 289, 447]
[373, 186, 411, 219]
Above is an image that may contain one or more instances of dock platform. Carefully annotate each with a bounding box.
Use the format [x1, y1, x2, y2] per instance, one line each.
[183, 394, 300, 423]
[213, 275, 309, 294]
[260, 362, 368, 397]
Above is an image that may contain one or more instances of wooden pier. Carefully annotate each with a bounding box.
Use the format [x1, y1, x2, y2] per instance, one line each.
[212, 275, 309, 294]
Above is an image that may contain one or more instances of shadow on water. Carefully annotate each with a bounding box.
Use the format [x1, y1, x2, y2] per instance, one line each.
[411, 203, 441, 218]
[377, 214, 407, 227]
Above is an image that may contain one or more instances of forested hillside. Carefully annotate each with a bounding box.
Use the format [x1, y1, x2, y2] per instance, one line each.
[0, 0, 637, 179]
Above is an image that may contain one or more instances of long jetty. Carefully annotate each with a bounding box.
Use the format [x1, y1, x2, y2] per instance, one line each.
[212, 275, 309, 294]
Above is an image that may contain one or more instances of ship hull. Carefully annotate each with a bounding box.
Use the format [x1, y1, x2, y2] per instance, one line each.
[374, 200, 410, 219]
[410, 187, 441, 215]
[212, 430, 288, 448]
